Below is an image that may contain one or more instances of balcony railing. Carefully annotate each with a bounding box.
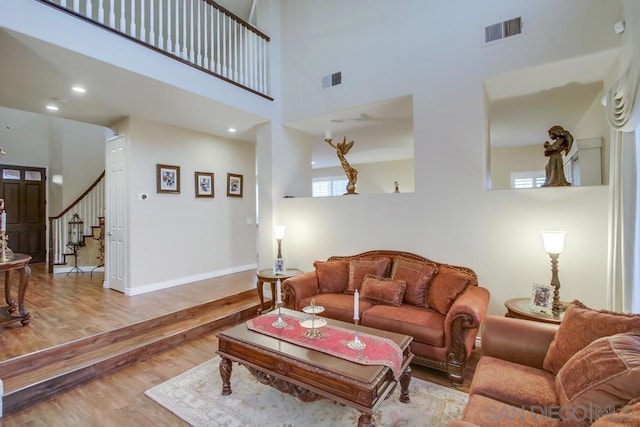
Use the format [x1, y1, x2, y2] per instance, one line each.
[39, 0, 271, 98]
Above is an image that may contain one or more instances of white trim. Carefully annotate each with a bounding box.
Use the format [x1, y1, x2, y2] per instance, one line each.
[123, 263, 257, 296]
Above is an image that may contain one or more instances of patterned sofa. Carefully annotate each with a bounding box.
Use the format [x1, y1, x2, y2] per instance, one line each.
[281, 250, 490, 385]
[450, 302, 640, 426]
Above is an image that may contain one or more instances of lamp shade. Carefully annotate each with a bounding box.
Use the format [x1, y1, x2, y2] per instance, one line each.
[274, 225, 286, 240]
[542, 231, 565, 254]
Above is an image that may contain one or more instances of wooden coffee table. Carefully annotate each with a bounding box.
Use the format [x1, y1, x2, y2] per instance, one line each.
[216, 308, 414, 427]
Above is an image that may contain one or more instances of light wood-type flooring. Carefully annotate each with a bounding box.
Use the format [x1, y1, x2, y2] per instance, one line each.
[0, 263, 478, 426]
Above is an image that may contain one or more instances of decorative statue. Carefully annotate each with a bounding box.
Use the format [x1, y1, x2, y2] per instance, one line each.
[542, 125, 573, 187]
[325, 136, 358, 195]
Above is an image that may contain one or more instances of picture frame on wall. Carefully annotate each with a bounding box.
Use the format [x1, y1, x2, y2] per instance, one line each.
[195, 172, 214, 198]
[226, 173, 243, 197]
[157, 164, 181, 194]
[529, 282, 553, 314]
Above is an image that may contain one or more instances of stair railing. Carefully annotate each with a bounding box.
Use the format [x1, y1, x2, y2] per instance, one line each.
[37, 0, 271, 99]
[48, 171, 105, 273]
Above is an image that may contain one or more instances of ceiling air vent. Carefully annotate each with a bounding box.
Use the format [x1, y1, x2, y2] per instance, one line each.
[485, 17, 522, 44]
[322, 71, 342, 89]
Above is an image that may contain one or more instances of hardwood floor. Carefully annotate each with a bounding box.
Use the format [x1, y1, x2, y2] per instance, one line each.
[0, 263, 478, 426]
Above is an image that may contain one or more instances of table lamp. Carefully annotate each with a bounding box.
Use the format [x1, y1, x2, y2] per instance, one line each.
[542, 231, 565, 315]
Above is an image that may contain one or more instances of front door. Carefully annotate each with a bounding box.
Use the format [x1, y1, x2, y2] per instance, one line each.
[0, 165, 47, 262]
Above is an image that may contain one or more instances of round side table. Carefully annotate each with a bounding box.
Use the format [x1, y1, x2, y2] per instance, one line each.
[256, 268, 303, 314]
[504, 297, 565, 324]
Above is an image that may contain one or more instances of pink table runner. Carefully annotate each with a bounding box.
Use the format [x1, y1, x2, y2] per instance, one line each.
[246, 313, 404, 379]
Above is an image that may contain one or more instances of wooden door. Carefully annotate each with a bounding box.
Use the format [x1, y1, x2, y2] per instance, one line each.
[0, 165, 47, 263]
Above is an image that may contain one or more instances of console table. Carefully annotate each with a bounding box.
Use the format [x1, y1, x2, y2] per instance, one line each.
[256, 268, 303, 314]
[0, 253, 32, 326]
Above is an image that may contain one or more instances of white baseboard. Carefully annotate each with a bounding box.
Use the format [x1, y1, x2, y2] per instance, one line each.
[53, 265, 103, 274]
[124, 263, 258, 296]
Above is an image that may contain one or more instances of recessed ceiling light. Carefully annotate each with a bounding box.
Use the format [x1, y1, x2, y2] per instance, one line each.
[228, 128, 237, 133]
[46, 105, 59, 111]
[71, 86, 86, 94]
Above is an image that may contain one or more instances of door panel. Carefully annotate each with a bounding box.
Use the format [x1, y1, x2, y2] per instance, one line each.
[0, 165, 47, 263]
[105, 136, 126, 292]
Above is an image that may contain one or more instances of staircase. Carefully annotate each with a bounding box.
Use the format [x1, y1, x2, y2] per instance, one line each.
[0, 290, 261, 415]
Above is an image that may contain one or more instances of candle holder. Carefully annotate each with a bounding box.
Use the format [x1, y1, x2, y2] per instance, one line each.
[301, 300, 326, 339]
[348, 320, 366, 350]
[272, 303, 287, 329]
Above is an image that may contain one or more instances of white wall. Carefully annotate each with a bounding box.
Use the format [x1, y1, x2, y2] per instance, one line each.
[122, 117, 257, 292]
[314, 159, 415, 194]
[274, 0, 623, 315]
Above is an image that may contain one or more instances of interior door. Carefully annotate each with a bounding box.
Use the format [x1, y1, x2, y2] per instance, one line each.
[105, 135, 127, 292]
[0, 165, 46, 262]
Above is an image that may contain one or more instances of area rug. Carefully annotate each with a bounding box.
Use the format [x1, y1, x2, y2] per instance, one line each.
[145, 356, 468, 426]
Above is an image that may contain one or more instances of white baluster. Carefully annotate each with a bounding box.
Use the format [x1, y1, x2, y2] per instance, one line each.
[130, 1, 137, 39]
[215, 9, 221, 74]
[158, 0, 164, 50]
[119, 0, 126, 32]
[108, 0, 115, 28]
[222, 13, 227, 77]
[73, 0, 79, 13]
[233, 21, 238, 82]
[189, 0, 195, 62]
[85, 0, 92, 18]
[61, 0, 67, 9]
[239, 27, 244, 85]
[140, 0, 146, 42]
[98, 0, 104, 24]
[182, 0, 187, 58]
[174, 0, 180, 54]
[260, 38, 266, 94]
[196, 0, 202, 66]
[203, 2, 208, 69]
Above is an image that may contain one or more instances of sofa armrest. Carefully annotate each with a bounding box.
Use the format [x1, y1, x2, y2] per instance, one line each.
[443, 285, 490, 385]
[480, 315, 558, 369]
[281, 271, 319, 310]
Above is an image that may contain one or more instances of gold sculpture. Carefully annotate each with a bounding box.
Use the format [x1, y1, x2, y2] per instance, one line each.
[542, 125, 573, 187]
[325, 136, 358, 195]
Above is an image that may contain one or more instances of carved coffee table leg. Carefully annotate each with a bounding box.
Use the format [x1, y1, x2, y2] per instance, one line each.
[399, 365, 412, 403]
[219, 357, 233, 395]
[357, 413, 375, 427]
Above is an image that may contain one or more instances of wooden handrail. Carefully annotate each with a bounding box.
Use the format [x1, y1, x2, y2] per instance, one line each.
[48, 171, 105, 273]
[204, 0, 270, 41]
[49, 171, 105, 221]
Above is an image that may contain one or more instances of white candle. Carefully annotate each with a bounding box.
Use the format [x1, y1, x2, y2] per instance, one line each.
[1, 211, 5, 232]
[276, 279, 282, 304]
[354, 289, 360, 320]
[325, 130, 332, 140]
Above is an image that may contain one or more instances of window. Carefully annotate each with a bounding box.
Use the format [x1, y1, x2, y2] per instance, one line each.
[312, 177, 348, 197]
[511, 171, 545, 189]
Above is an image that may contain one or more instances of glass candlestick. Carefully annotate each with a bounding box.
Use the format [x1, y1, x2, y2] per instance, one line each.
[272, 303, 287, 329]
[347, 319, 366, 350]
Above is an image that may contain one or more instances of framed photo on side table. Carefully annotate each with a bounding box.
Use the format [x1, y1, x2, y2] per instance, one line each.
[273, 258, 285, 275]
[226, 173, 243, 197]
[529, 283, 553, 314]
[195, 172, 214, 198]
[157, 164, 181, 194]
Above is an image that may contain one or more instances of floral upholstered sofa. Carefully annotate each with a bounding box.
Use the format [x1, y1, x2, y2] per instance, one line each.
[450, 301, 640, 426]
[281, 250, 490, 385]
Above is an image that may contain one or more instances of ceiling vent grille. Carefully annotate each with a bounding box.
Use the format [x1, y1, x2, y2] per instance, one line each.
[485, 17, 522, 44]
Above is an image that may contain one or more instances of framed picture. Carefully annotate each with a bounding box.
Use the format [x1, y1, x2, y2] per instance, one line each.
[195, 172, 214, 198]
[157, 164, 181, 194]
[273, 258, 285, 275]
[529, 283, 553, 314]
[226, 173, 243, 197]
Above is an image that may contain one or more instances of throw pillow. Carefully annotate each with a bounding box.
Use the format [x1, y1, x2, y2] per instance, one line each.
[556, 332, 640, 425]
[591, 397, 640, 426]
[426, 265, 473, 315]
[346, 258, 391, 294]
[390, 256, 439, 307]
[360, 274, 406, 306]
[314, 260, 349, 293]
[543, 300, 640, 375]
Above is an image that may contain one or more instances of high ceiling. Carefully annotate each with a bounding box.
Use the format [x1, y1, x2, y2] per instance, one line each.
[0, 3, 620, 170]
